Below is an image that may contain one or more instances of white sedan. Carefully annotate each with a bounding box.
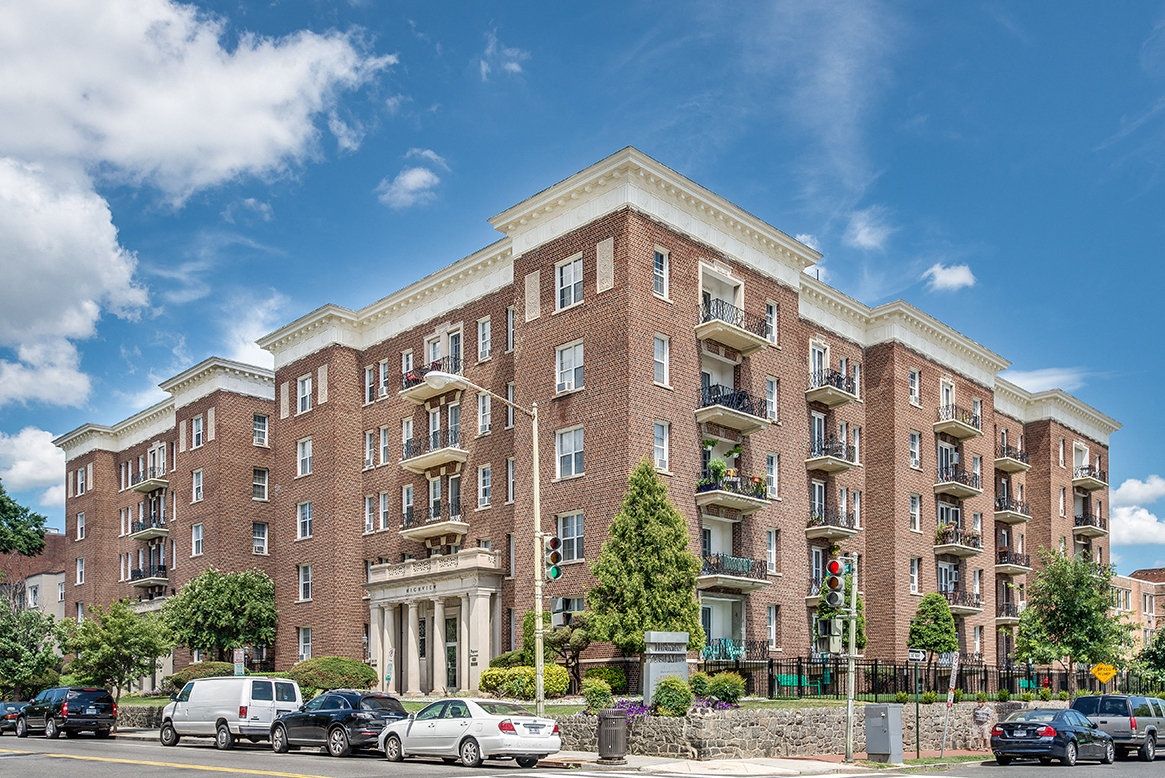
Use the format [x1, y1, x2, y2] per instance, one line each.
[379, 698, 561, 768]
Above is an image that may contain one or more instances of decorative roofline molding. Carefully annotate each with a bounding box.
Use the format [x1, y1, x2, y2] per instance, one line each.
[993, 377, 1121, 445]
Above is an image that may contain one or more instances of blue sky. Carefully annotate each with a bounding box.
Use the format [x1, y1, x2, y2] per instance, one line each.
[2, 1, 1164, 574]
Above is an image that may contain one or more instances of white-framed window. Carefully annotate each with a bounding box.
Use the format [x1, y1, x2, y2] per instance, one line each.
[909, 431, 921, 468]
[253, 468, 268, 500]
[76, 512, 85, 540]
[58, 582, 65, 602]
[557, 426, 584, 478]
[192, 523, 203, 556]
[506, 307, 514, 352]
[379, 360, 390, 397]
[478, 317, 491, 360]
[974, 625, 983, 654]
[908, 369, 920, 404]
[765, 303, 777, 344]
[478, 464, 491, 508]
[507, 457, 515, 503]
[767, 604, 778, 648]
[119, 508, 126, 536]
[972, 454, 982, 481]
[556, 255, 583, 309]
[972, 397, 982, 420]
[253, 522, 268, 555]
[364, 431, 374, 468]
[26, 586, 39, 608]
[506, 383, 515, 428]
[380, 427, 390, 465]
[297, 375, 312, 413]
[853, 363, 861, 398]
[910, 558, 920, 593]
[1059, 438, 1065, 467]
[853, 427, 861, 463]
[1059, 487, 1066, 516]
[75, 466, 86, 495]
[941, 380, 954, 407]
[402, 418, 413, 454]
[910, 494, 921, 532]
[364, 366, 375, 403]
[654, 422, 669, 470]
[401, 350, 413, 378]
[559, 511, 584, 561]
[297, 438, 312, 476]
[810, 479, 826, 517]
[973, 511, 982, 534]
[766, 529, 778, 573]
[449, 475, 461, 517]
[253, 414, 268, 446]
[191, 415, 204, 448]
[192, 469, 203, 502]
[76, 602, 83, 623]
[653, 336, 669, 385]
[653, 249, 669, 297]
[76, 557, 84, 585]
[364, 496, 375, 533]
[766, 454, 779, 498]
[556, 341, 584, 392]
[119, 555, 125, 582]
[298, 627, 312, 661]
[973, 568, 982, 596]
[478, 393, 491, 434]
[297, 502, 313, 539]
[853, 490, 862, 528]
[428, 477, 441, 514]
[399, 487, 411, 525]
[766, 378, 778, 420]
[298, 564, 312, 601]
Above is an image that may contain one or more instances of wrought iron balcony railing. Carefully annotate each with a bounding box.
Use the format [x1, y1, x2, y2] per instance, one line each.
[937, 467, 981, 490]
[997, 444, 1029, 464]
[402, 428, 463, 460]
[699, 299, 768, 337]
[401, 501, 463, 529]
[808, 368, 856, 395]
[936, 404, 981, 431]
[131, 516, 166, 534]
[130, 467, 167, 486]
[935, 525, 982, 549]
[696, 474, 768, 499]
[994, 496, 1030, 515]
[806, 508, 857, 531]
[1075, 512, 1107, 531]
[809, 438, 855, 462]
[997, 602, 1021, 619]
[699, 384, 766, 418]
[940, 589, 982, 610]
[1074, 465, 1108, 484]
[997, 550, 1031, 568]
[701, 553, 767, 580]
[401, 354, 463, 391]
[130, 564, 167, 581]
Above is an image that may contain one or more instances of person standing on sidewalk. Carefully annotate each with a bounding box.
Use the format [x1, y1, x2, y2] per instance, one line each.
[972, 699, 994, 751]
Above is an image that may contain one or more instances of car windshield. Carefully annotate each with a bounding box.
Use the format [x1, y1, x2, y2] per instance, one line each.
[66, 689, 113, 705]
[361, 697, 407, 715]
[1005, 710, 1058, 723]
[1072, 697, 1100, 716]
[475, 702, 535, 716]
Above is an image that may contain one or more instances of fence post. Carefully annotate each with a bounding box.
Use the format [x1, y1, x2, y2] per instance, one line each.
[797, 656, 803, 699]
[873, 658, 879, 700]
[768, 657, 775, 699]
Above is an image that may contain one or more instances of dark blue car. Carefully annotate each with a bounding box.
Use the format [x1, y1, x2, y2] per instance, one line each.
[270, 690, 407, 757]
[992, 707, 1115, 766]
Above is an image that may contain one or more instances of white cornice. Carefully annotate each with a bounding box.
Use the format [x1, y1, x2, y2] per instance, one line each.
[53, 398, 175, 462]
[992, 377, 1121, 445]
[159, 356, 275, 410]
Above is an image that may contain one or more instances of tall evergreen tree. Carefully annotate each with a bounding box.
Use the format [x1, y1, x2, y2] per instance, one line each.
[588, 458, 705, 655]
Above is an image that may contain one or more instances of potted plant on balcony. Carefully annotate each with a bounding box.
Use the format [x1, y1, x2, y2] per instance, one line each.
[706, 458, 728, 487]
[934, 524, 956, 545]
[725, 444, 743, 458]
[702, 439, 717, 451]
[749, 475, 766, 498]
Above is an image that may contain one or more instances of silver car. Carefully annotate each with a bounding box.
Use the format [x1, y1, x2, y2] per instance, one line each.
[379, 698, 561, 768]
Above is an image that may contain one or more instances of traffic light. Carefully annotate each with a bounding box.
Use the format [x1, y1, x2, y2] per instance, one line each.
[544, 536, 563, 580]
[817, 617, 843, 654]
[823, 544, 845, 608]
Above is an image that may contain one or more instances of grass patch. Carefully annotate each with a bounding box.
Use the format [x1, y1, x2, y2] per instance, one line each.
[115, 695, 170, 706]
[857, 755, 988, 769]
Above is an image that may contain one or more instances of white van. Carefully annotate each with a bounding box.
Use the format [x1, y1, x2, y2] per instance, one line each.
[160, 676, 302, 750]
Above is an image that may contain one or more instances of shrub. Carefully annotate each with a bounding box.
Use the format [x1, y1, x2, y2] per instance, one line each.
[287, 657, 377, 698]
[489, 650, 527, 669]
[708, 672, 747, 705]
[1039, 688, 1052, 702]
[975, 692, 987, 703]
[653, 676, 693, 717]
[1021, 692, 1033, 702]
[895, 691, 909, 704]
[167, 661, 234, 691]
[953, 688, 964, 703]
[996, 689, 1011, 702]
[494, 665, 570, 699]
[688, 671, 711, 698]
[479, 668, 508, 694]
[584, 666, 628, 693]
[921, 691, 936, 704]
[582, 678, 613, 712]
[1058, 691, 1070, 702]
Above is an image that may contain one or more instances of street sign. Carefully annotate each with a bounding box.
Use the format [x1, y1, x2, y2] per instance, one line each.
[233, 648, 245, 676]
[1091, 663, 1116, 684]
[908, 648, 926, 663]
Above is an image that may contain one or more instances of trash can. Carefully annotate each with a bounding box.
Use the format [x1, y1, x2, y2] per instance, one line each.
[597, 708, 627, 765]
[864, 704, 903, 764]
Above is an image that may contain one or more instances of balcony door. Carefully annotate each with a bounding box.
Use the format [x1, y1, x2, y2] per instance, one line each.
[448, 404, 460, 448]
[938, 562, 957, 593]
[810, 345, 826, 378]
[938, 442, 957, 475]
[429, 409, 441, 449]
[429, 478, 441, 518]
[810, 412, 826, 447]
[811, 546, 824, 582]
[810, 480, 826, 518]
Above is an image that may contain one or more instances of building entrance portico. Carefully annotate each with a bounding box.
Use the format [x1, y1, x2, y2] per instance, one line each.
[365, 548, 503, 695]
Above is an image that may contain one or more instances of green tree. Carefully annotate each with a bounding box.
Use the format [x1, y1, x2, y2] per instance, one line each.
[1138, 629, 1165, 684]
[546, 612, 592, 694]
[0, 597, 65, 699]
[1016, 548, 1133, 698]
[814, 573, 866, 651]
[64, 601, 172, 719]
[588, 459, 705, 655]
[161, 568, 277, 660]
[0, 481, 47, 557]
[520, 610, 552, 666]
[908, 593, 958, 678]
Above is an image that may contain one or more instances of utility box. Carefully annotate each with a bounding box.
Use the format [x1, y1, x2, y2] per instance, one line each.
[641, 631, 689, 702]
[864, 704, 903, 764]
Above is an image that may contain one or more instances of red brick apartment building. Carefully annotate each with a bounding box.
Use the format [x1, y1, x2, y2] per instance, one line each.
[54, 148, 1120, 693]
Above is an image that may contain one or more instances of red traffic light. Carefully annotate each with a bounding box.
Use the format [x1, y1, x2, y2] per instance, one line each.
[826, 559, 843, 576]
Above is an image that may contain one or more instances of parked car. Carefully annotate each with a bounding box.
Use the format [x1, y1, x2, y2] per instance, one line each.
[1, 702, 28, 734]
[160, 676, 302, 750]
[14, 687, 116, 739]
[270, 689, 407, 757]
[379, 698, 561, 768]
[1072, 693, 1165, 760]
[991, 707, 1115, 766]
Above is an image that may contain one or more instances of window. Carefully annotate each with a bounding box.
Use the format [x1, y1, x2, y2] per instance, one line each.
[910, 494, 921, 532]
[653, 250, 669, 297]
[853, 491, 862, 528]
[26, 585, 38, 609]
[507, 534, 515, 577]
[401, 350, 413, 378]
[119, 555, 125, 581]
[76, 602, 83, 623]
[765, 303, 777, 344]
[58, 582, 65, 602]
[297, 438, 312, 476]
[478, 394, 491, 434]
[478, 317, 491, 360]
[974, 625, 983, 654]
[557, 255, 583, 309]
[973, 568, 982, 595]
[507, 457, 515, 503]
[653, 336, 669, 385]
[766, 378, 778, 420]
[973, 511, 982, 534]
[557, 427, 584, 478]
[560, 512, 584, 561]
[910, 558, 920, 593]
[909, 431, 921, 468]
[1059, 487, 1066, 516]
[76, 512, 85, 540]
[379, 361, 390, 397]
[298, 627, 312, 662]
[76, 557, 84, 585]
[556, 341, 584, 391]
[192, 469, 203, 501]
[654, 422, 669, 470]
[853, 427, 861, 463]
[478, 465, 491, 507]
[428, 477, 441, 514]
[297, 502, 313, 539]
[253, 414, 268, 446]
[298, 564, 312, 601]
[253, 522, 268, 555]
[192, 416, 204, 448]
[450, 475, 461, 517]
[253, 468, 268, 500]
[364, 366, 375, 403]
[506, 383, 515, 428]
[853, 364, 861, 398]
[192, 523, 203, 556]
[297, 375, 312, 413]
[506, 307, 514, 351]
[399, 487, 411, 525]
[363, 431, 374, 468]
[380, 427, 390, 465]
[1059, 438, 1065, 467]
[766, 454, 778, 498]
[810, 480, 826, 517]
[908, 369, 920, 404]
[767, 604, 778, 647]
[766, 529, 778, 573]
[364, 496, 375, 533]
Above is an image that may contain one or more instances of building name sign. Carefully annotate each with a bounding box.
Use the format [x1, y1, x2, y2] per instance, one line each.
[405, 584, 438, 595]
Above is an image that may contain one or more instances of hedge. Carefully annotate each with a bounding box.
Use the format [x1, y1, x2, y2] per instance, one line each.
[583, 666, 628, 694]
[167, 662, 235, 691]
[286, 657, 377, 698]
[479, 665, 569, 699]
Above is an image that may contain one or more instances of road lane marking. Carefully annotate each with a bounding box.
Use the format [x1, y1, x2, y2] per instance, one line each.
[0, 749, 339, 778]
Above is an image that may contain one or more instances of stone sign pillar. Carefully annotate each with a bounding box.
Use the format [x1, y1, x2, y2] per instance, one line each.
[642, 631, 689, 703]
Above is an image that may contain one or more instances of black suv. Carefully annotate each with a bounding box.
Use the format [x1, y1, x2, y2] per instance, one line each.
[15, 687, 116, 739]
[270, 689, 406, 757]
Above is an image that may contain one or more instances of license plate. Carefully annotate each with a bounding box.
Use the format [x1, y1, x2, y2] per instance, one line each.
[526, 725, 542, 734]
[86, 708, 97, 715]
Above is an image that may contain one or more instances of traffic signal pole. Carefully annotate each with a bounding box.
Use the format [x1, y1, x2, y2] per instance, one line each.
[531, 404, 545, 717]
[845, 552, 857, 763]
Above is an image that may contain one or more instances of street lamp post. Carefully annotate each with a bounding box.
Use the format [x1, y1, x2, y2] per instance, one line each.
[423, 371, 547, 716]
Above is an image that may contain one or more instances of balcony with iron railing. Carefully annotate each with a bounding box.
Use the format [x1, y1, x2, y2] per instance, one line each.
[701, 637, 770, 661]
[695, 473, 771, 515]
[130, 564, 168, 588]
[399, 355, 467, 404]
[1073, 510, 1108, 538]
[399, 428, 468, 474]
[933, 524, 983, 557]
[934, 467, 982, 499]
[805, 507, 859, 540]
[129, 514, 168, 542]
[996, 601, 1022, 625]
[805, 438, 857, 474]
[1072, 465, 1108, 492]
[994, 496, 1031, 525]
[995, 444, 1031, 474]
[933, 404, 982, 439]
[940, 589, 983, 616]
[694, 299, 771, 356]
[130, 466, 169, 494]
[697, 553, 770, 593]
[695, 385, 769, 434]
[399, 500, 468, 543]
[996, 549, 1032, 575]
[804, 367, 859, 408]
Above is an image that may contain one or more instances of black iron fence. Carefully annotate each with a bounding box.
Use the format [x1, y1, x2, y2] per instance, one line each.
[699, 384, 766, 418]
[700, 299, 768, 337]
[998, 549, 1031, 568]
[401, 354, 463, 391]
[937, 404, 982, 431]
[808, 368, 857, 395]
[131, 515, 166, 534]
[401, 500, 463, 528]
[696, 475, 768, 500]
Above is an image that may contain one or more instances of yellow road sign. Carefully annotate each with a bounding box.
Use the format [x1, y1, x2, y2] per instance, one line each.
[1091, 662, 1116, 684]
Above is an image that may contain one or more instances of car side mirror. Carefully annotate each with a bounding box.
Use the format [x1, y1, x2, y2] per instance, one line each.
[408, 713, 415, 720]
[170, 693, 177, 702]
[298, 704, 306, 712]
[1091, 722, 1099, 729]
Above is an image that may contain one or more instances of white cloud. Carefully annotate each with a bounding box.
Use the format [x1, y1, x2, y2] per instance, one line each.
[0, 427, 66, 492]
[221, 290, 289, 368]
[796, 233, 821, 251]
[38, 483, 65, 509]
[406, 148, 450, 170]
[328, 114, 364, 153]
[1113, 475, 1165, 508]
[999, 367, 1090, 393]
[385, 94, 410, 114]
[921, 262, 976, 291]
[843, 206, 896, 250]
[376, 167, 441, 209]
[478, 30, 530, 82]
[1112, 505, 1165, 546]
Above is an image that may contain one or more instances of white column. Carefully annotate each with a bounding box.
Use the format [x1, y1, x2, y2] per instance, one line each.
[459, 594, 470, 691]
[406, 602, 421, 696]
[469, 591, 491, 691]
[432, 598, 446, 694]
[370, 604, 384, 692]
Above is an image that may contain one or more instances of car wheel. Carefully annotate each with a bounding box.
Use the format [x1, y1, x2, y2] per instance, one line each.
[160, 722, 180, 747]
[215, 723, 235, 750]
[94, 729, 110, 739]
[1101, 741, 1115, 765]
[460, 737, 483, 768]
[15, 718, 27, 738]
[383, 734, 403, 762]
[516, 756, 539, 768]
[327, 727, 351, 758]
[1140, 735, 1156, 762]
[1061, 740, 1077, 766]
[45, 718, 59, 739]
[271, 725, 289, 754]
[996, 755, 1011, 765]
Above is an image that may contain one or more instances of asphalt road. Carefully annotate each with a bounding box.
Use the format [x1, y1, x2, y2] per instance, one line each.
[928, 754, 1162, 777]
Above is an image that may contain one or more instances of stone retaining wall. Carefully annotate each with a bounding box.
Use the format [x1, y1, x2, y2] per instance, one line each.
[117, 705, 164, 728]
